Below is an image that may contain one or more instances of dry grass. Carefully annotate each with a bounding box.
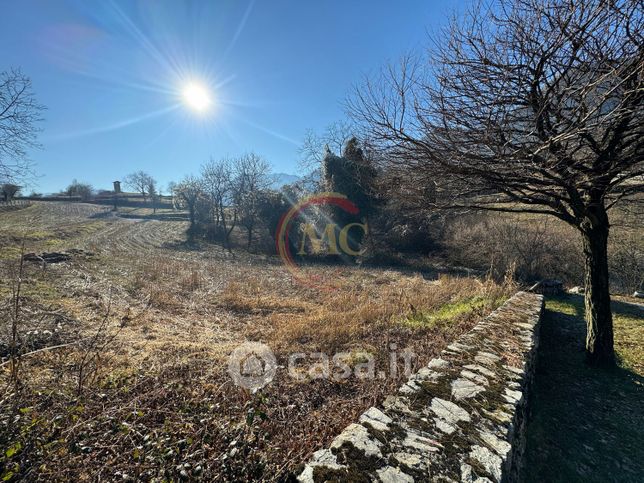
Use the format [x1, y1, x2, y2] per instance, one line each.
[0, 201, 516, 481]
[441, 207, 643, 294]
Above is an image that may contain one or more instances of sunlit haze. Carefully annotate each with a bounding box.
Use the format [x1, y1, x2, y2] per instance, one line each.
[182, 82, 212, 112]
[1, 0, 460, 193]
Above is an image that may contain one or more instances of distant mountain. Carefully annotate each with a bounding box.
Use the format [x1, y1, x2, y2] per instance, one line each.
[269, 172, 301, 189]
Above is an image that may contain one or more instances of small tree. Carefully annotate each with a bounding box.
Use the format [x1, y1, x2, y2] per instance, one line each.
[0, 69, 45, 182]
[173, 176, 204, 229]
[65, 179, 93, 201]
[124, 171, 154, 202]
[235, 153, 271, 249]
[201, 157, 233, 231]
[349, 0, 643, 365]
[256, 189, 290, 241]
[146, 177, 158, 213]
[300, 121, 354, 171]
[1, 183, 21, 202]
[322, 138, 378, 250]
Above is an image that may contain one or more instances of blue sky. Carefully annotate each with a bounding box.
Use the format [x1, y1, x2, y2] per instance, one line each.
[2, 0, 465, 194]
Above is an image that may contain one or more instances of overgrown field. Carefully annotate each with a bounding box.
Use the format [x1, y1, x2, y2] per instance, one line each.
[0, 202, 515, 481]
[441, 207, 643, 293]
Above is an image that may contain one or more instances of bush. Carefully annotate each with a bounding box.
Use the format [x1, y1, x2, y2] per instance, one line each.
[609, 230, 643, 293]
[441, 213, 584, 284]
[441, 211, 642, 294]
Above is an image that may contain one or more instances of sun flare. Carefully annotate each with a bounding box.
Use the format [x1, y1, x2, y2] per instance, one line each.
[182, 82, 212, 112]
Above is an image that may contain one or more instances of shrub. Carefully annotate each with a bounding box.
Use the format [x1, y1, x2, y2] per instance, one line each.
[441, 211, 642, 294]
[441, 213, 584, 284]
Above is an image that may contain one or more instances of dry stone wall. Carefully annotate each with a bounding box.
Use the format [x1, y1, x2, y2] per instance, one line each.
[298, 291, 544, 483]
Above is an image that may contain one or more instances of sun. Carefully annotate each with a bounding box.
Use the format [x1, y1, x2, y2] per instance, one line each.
[182, 82, 212, 112]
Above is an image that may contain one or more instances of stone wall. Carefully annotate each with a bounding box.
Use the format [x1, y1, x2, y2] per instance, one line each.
[298, 291, 544, 483]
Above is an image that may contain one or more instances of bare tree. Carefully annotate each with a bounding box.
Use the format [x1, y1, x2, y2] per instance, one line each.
[173, 175, 204, 229]
[124, 171, 154, 202]
[0, 69, 45, 182]
[299, 121, 354, 172]
[349, 0, 643, 365]
[235, 153, 271, 249]
[201, 157, 233, 230]
[1, 183, 21, 202]
[146, 177, 158, 213]
[65, 179, 94, 201]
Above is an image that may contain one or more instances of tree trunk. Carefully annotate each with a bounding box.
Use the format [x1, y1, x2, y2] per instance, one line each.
[225, 211, 237, 251]
[188, 204, 196, 228]
[580, 209, 615, 366]
[247, 224, 253, 250]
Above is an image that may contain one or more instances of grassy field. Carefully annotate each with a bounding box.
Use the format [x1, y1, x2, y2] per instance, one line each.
[0, 201, 514, 481]
[523, 295, 644, 482]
